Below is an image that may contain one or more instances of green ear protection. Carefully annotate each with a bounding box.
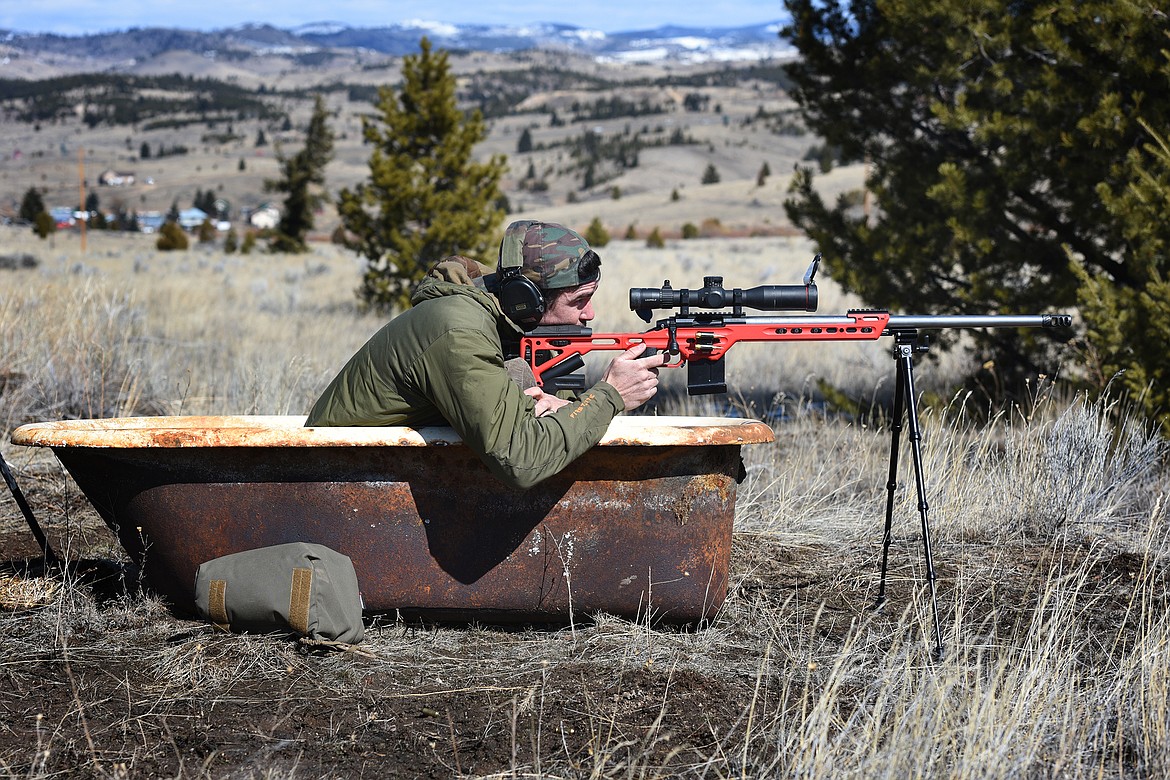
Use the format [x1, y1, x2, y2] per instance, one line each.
[496, 220, 546, 331]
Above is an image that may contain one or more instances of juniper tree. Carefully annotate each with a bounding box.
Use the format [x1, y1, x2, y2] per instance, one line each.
[1074, 121, 1170, 431]
[19, 187, 45, 224]
[267, 95, 334, 253]
[33, 212, 55, 239]
[224, 228, 239, 254]
[781, 0, 1170, 411]
[337, 38, 506, 311]
[584, 217, 610, 247]
[156, 222, 188, 251]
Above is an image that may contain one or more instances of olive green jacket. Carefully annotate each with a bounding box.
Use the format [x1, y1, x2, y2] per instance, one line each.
[305, 277, 623, 489]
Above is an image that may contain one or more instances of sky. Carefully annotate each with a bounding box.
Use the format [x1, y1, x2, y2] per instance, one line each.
[0, 0, 785, 36]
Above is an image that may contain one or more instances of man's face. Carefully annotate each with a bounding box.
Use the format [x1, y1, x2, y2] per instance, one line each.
[539, 281, 598, 327]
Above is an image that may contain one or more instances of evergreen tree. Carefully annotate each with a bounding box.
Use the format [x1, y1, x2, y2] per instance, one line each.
[645, 227, 665, 248]
[781, 0, 1169, 405]
[84, 192, 104, 229]
[584, 217, 610, 248]
[194, 190, 213, 214]
[267, 94, 335, 253]
[757, 161, 771, 187]
[517, 127, 533, 153]
[19, 187, 45, 223]
[33, 211, 55, 239]
[156, 222, 189, 251]
[701, 163, 720, 185]
[198, 218, 217, 244]
[336, 38, 506, 311]
[224, 228, 239, 254]
[140, 141, 151, 159]
[1075, 122, 1170, 431]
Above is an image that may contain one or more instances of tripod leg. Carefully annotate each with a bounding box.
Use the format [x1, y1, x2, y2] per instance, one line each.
[874, 357, 906, 610]
[0, 448, 59, 566]
[898, 344, 944, 658]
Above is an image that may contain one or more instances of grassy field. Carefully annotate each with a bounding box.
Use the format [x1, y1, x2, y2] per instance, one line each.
[0, 227, 1167, 778]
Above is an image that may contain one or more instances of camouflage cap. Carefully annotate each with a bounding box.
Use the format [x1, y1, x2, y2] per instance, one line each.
[499, 220, 601, 290]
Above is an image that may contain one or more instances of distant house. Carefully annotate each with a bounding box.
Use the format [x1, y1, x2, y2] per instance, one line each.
[50, 206, 75, 228]
[248, 204, 281, 231]
[98, 169, 136, 187]
[138, 211, 165, 234]
[178, 208, 208, 231]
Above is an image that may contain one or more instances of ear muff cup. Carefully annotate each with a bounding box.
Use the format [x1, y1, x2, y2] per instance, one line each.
[495, 219, 548, 331]
[497, 271, 545, 331]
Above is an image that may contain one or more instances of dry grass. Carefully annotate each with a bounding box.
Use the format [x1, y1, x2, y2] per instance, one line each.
[0, 226, 1167, 778]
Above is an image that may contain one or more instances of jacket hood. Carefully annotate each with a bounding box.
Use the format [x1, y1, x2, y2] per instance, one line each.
[411, 273, 524, 337]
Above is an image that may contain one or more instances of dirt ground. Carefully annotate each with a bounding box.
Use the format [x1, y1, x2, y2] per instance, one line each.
[0, 534, 771, 777]
[1, 453, 1161, 780]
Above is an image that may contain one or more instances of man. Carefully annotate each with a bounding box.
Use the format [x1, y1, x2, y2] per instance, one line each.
[306, 220, 665, 490]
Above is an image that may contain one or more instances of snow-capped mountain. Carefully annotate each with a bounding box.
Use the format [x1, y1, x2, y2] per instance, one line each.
[0, 20, 792, 64]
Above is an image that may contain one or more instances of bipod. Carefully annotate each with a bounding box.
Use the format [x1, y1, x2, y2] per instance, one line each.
[0, 443, 60, 566]
[873, 330, 944, 659]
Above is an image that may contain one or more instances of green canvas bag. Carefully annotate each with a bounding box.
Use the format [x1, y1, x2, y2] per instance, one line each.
[194, 542, 365, 644]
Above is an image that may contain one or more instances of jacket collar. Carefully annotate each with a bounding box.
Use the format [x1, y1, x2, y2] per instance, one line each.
[411, 275, 525, 337]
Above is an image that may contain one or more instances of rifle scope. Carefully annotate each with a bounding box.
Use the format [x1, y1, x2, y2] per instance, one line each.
[630, 276, 818, 321]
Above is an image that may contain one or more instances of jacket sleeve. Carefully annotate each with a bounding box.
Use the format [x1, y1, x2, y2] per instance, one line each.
[409, 326, 623, 490]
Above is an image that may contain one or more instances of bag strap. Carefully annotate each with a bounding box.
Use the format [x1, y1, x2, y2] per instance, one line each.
[208, 579, 230, 632]
[288, 567, 313, 635]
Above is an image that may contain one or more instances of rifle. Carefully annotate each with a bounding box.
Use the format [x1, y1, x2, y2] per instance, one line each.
[522, 255, 1070, 395]
[520, 255, 1073, 657]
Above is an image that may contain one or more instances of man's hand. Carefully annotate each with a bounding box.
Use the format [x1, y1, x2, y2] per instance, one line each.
[601, 343, 666, 411]
[524, 386, 571, 417]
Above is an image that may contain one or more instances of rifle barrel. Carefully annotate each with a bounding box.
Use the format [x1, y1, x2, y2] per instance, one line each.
[885, 314, 1072, 331]
[661, 312, 1071, 331]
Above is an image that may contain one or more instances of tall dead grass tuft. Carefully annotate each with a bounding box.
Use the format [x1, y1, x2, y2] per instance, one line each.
[733, 386, 1166, 550]
[0, 283, 163, 424]
[722, 529, 1170, 778]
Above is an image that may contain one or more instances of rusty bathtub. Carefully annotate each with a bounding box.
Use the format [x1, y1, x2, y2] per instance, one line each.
[11, 415, 773, 623]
